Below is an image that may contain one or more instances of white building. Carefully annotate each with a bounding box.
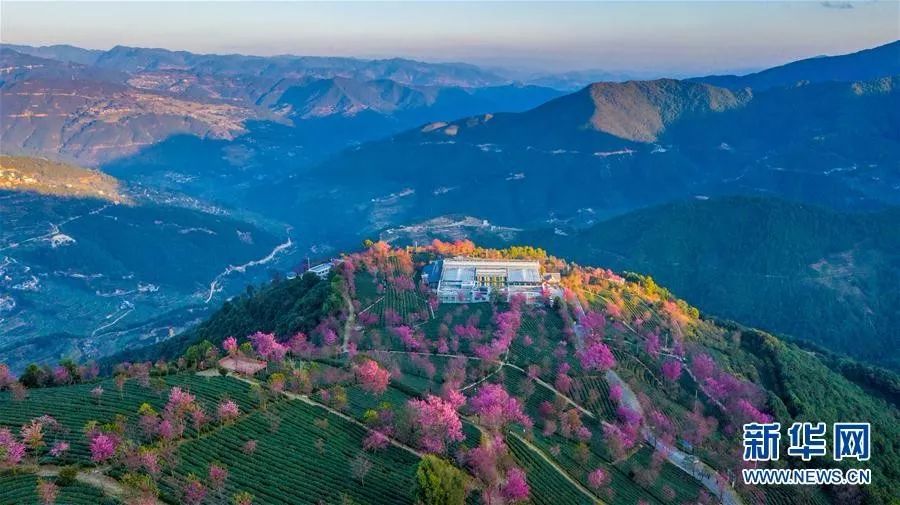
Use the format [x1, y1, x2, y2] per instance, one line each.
[427, 257, 543, 303]
[308, 262, 333, 279]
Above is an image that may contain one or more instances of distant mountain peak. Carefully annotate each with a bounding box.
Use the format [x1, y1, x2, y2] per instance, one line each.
[583, 79, 751, 142]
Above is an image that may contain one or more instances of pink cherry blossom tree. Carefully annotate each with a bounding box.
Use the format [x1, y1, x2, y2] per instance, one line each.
[661, 360, 682, 382]
[362, 431, 390, 451]
[209, 463, 228, 490]
[500, 467, 530, 502]
[36, 479, 58, 505]
[588, 468, 607, 490]
[182, 478, 207, 505]
[577, 341, 615, 372]
[218, 400, 240, 423]
[0, 428, 26, 466]
[392, 326, 423, 351]
[407, 395, 464, 454]
[691, 353, 716, 380]
[355, 359, 391, 395]
[89, 433, 118, 463]
[222, 337, 238, 356]
[467, 383, 531, 432]
[0, 364, 13, 390]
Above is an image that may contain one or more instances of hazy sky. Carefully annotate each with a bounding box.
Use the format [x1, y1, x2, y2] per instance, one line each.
[2, 1, 898, 75]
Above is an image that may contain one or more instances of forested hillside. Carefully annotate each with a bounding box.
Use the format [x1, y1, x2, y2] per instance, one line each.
[518, 197, 900, 369]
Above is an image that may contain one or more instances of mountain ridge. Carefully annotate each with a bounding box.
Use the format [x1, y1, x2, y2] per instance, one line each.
[692, 39, 900, 90]
[515, 197, 900, 369]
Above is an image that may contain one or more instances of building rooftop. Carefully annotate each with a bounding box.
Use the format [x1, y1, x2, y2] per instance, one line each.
[443, 257, 540, 266]
[507, 267, 541, 283]
[442, 266, 476, 282]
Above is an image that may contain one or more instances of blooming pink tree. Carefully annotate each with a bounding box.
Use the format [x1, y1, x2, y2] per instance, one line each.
[209, 463, 228, 490]
[36, 479, 58, 505]
[166, 387, 197, 416]
[363, 431, 390, 451]
[49, 441, 69, 459]
[89, 433, 118, 462]
[453, 323, 481, 341]
[407, 395, 464, 454]
[732, 399, 772, 425]
[577, 341, 615, 372]
[287, 332, 314, 358]
[501, 467, 530, 502]
[661, 360, 682, 382]
[580, 310, 606, 337]
[218, 400, 240, 423]
[0, 428, 26, 466]
[603, 423, 636, 460]
[644, 333, 660, 357]
[467, 384, 531, 432]
[555, 363, 574, 394]
[691, 353, 716, 380]
[222, 337, 238, 356]
[617, 406, 642, 428]
[588, 468, 607, 489]
[21, 419, 45, 454]
[249, 332, 288, 362]
[355, 359, 390, 395]
[474, 308, 522, 361]
[609, 383, 623, 404]
[140, 450, 160, 476]
[0, 364, 13, 389]
[393, 326, 423, 351]
[183, 478, 207, 505]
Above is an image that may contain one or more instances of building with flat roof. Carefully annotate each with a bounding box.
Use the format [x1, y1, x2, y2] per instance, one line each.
[426, 257, 543, 303]
[308, 262, 333, 279]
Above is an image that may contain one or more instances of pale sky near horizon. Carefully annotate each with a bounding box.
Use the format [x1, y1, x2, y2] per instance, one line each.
[1, 1, 898, 75]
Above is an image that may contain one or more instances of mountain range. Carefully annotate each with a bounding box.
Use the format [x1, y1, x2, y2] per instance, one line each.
[0, 46, 561, 165]
[1, 39, 898, 374]
[293, 75, 897, 238]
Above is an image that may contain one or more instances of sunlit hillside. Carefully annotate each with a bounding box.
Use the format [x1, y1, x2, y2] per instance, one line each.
[2, 242, 896, 505]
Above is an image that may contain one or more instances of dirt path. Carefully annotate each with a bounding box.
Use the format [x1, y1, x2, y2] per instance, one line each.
[341, 285, 356, 353]
[507, 431, 605, 505]
[36, 465, 166, 504]
[223, 372, 423, 458]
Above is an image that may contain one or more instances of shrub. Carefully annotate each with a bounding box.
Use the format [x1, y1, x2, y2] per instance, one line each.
[57, 466, 79, 486]
[414, 455, 468, 505]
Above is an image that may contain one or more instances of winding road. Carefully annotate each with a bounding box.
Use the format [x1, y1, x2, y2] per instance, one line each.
[571, 296, 743, 505]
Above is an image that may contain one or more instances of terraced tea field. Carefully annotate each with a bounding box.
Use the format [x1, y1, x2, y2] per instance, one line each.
[161, 398, 420, 504]
[0, 473, 117, 505]
[0, 374, 258, 463]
